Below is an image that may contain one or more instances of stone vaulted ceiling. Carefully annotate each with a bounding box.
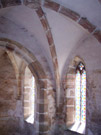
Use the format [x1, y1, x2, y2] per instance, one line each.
[0, 0, 101, 93]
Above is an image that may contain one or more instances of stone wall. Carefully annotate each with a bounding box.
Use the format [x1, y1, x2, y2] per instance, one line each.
[0, 41, 56, 135]
[0, 1, 101, 135]
[0, 49, 24, 134]
[62, 36, 101, 135]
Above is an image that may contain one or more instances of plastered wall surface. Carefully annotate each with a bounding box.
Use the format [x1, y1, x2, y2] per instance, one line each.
[44, 7, 88, 77]
[53, 0, 101, 29]
[0, 1, 100, 135]
[0, 5, 54, 79]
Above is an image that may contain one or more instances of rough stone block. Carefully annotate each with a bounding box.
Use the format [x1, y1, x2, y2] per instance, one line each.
[36, 113, 49, 122]
[46, 30, 54, 46]
[24, 101, 30, 107]
[53, 57, 58, 70]
[44, 0, 60, 12]
[70, 90, 75, 96]
[36, 7, 44, 17]
[40, 18, 49, 31]
[38, 79, 47, 89]
[93, 30, 101, 43]
[37, 103, 48, 113]
[24, 94, 30, 100]
[66, 107, 74, 114]
[79, 17, 96, 32]
[28, 62, 46, 79]
[59, 6, 80, 21]
[67, 74, 76, 79]
[50, 45, 57, 58]
[1, 0, 21, 7]
[66, 98, 74, 105]
[24, 108, 30, 114]
[39, 124, 49, 132]
[66, 113, 74, 122]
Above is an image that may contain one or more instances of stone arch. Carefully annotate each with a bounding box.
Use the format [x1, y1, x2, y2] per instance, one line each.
[32, 6, 60, 107]
[0, 1, 60, 107]
[63, 56, 86, 128]
[0, 38, 50, 135]
[1, 1, 100, 111]
[43, 0, 101, 43]
[34, 1, 100, 110]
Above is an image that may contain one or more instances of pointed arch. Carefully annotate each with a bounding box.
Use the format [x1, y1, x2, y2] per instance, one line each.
[63, 56, 86, 134]
[0, 38, 50, 134]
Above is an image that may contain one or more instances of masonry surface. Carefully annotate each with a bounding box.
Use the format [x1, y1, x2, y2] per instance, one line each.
[0, 0, 101, 135]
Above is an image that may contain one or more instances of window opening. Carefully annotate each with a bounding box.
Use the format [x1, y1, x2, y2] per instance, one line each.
[24, 67, 35, 124]
[75, 62, 86, 124]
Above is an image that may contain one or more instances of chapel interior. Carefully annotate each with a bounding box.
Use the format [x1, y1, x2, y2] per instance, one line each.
[0, 0, 101, 135]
